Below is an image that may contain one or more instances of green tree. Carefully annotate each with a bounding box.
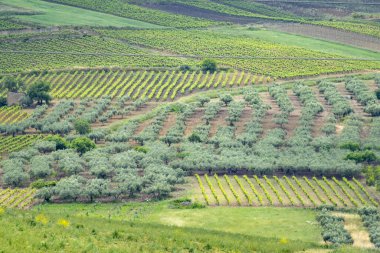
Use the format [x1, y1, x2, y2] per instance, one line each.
[0, 97, 7, 107]
[71, 137, 96, 155]
[74, 119, 91, 135]
[54, 176, 83, 201]
[220, 94, 233, 106]
[27, 81, 52, 105]
[201, 59, 217, 73]
[45, 135, 69, 150]
[197, 96, 210, 107]
[85, 179, 109, 202]
[0, 77, 25, 93]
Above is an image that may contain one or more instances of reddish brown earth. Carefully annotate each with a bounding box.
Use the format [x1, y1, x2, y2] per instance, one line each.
[235, 106, 253, 136]
[209, 108, 229, 137]
[311, 86, 332, 137]
[159, 112, 177, 136]
[184, 108, 205, 137]
[259, 91, 281, 137]
[286, 91, 302, 138]
[335, 83, 369, 117]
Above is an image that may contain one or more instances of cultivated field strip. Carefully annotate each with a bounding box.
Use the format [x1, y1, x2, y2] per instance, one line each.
[194, 175, 379, 208]
[0, 188, 36, 209]
[0, 106, 29, 125]
[3, 70, 271, 100]
[0, 135, 47, 154]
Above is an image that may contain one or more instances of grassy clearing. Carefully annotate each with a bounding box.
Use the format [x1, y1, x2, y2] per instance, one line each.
[34, 201, 322, 244]
[0, 0, 161, 28]
[0, 206, 320, 253]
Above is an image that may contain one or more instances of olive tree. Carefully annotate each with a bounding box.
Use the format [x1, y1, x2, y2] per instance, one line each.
[54, 176, 84, 201]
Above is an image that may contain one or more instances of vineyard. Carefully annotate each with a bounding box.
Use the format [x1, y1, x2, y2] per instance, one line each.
[0, 19, 26, 31]
[0, 135, 47, 154]
[194, 174, 379, 208]
[0, 106, 29, 124]
[1, 0, 380, 252]
[99, 29, 380, 78]
[0, 34, 188, 73]
[0, 69, 270, 100]
[313, 21, 380, 39]
[0, 188, 36, 209]
[44, 0, 217, 28]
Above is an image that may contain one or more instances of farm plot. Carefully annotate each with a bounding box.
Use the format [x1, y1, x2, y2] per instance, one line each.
[3, 69, 269, 100]
[0, 19, 26, 31]
[0, 35, 188, 73]
[194, 175, 379, 208]
[0, 106, 29, 124]
[99, 29, 380, 78]
[0, 135, 47, 154]
[0, 188, 36, 209]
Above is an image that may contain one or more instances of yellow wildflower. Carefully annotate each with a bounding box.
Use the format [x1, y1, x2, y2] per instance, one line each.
[35, 214, 49, 225]
[57, 218, 70, 228]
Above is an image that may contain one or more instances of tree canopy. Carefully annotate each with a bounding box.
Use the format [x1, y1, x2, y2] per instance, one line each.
[27, 81, 52, 105]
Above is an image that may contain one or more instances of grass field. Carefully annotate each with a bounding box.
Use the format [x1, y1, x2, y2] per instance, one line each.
[37, 202, 323, 243]
[0, 203, 323, 253]
[0, 0, 161, 28]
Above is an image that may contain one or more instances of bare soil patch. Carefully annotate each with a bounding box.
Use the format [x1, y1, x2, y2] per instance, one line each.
[209, 109, 229, 138]
[159, 112, 177, 137]
[286, 91, 302, 138]
[311, 86, 332, 137]
[335, 83, 369, 117]
[184, 108, 204, 137]
[259, 92, 281, 137]
[235, 106, 253, 136]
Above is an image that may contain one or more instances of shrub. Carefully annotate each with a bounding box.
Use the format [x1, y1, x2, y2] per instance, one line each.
[54, 176, 84, 201]
[0, 97, 7, 107]
[34, 141, 56, 153]
[345, 150, 377, 163]
[200, 59, 217, 73]
[71, 137, 96, 155]
[317, 209, 353, 245]
[30, 179, 57, 189]
[46, 135, 69, 150]
[74, 119, 91, 135]
[220, 94, 233, 106]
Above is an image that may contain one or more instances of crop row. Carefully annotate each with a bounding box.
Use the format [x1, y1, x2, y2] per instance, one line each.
[4, 70, 269, 101]
[0, 106, 29, 125]
[0, 188, 36, 209]
[0, 135, 47, 154]
[195, 175, 378, 208]
[99, 29, 380, 78]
